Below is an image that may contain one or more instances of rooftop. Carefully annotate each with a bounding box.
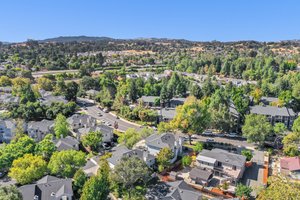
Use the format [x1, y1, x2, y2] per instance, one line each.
[281, 157, 300, 171]
[250, 105, 296, 117]
[198, 149, 246, 168]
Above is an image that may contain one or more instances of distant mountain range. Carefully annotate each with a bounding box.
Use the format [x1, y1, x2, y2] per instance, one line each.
[38, 36, 116, 43]
[1, 36, 300, 44]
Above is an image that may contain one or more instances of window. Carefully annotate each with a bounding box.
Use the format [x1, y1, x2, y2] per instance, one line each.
[232, 165, 236, 170]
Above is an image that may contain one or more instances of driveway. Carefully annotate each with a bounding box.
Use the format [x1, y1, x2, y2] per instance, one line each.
[241, 150, 265, 197]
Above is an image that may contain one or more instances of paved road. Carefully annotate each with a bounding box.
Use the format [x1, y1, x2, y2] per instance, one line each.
[77, 98, 141, 132]
[187, 134, 255, 149]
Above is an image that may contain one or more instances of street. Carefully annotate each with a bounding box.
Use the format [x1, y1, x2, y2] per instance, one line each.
[77, 98, 141, 132]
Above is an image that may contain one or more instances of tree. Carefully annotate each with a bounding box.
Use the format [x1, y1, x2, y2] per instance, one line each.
[9, 154, 47, 185]
[111, 156, 150, 199]
[273, 123, 287, 135]
[251, 88, 263, 104]
[282, 132, 300, 156]
[37, 77, 54, 91]
[257, 176, 300, 200]
[157, 147, 174, 172]
[54, 113, 69, 138]
[73, 169, 87, 197]
[182, 155, 192, 167]
[235, 183, 252, 199]
[81, 131, 102, 151]
[292, 116, 300, 133]
[81, 160, 110, 200]
[0, 135, 36, 170]
[0, 76, 12, 86]
[65, 81, 78, 101]
[242, 114, 272, 145]
[157, 122, 173, 133]
[48, 150, 86, 177]
[171, 96, 210, 144]
[241, 149, 253, 161]
[35, 134, 56, 160]
[193, 141, 204, 153]
[190, 84, 203, 99]
[0, 185, 22, 200]
[118, 128, 141, 149]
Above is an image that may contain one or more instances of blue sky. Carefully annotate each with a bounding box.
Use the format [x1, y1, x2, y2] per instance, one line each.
[1, 0, 299, 42]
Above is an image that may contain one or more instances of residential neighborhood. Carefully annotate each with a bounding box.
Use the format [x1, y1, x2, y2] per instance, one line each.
[1, 1, 300, 199]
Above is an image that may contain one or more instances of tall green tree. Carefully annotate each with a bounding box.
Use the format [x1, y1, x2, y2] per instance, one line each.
[35, 134, 56, 160]
[171, 96, 210, 144]
[48, 150, 86, 177]
[9, 154, 47, 185]
[235, 183, 252, 199]
[0, 185, 22, 200]
[54, 113, 69, 138]
[65, 81, 79, 101]
[242, 114, 272, 145]
[81, 131, 102, 152]
[157, 147, 174, 172]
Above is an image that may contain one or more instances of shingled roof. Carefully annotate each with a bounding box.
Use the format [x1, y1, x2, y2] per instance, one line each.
[19, 175, 73, 200]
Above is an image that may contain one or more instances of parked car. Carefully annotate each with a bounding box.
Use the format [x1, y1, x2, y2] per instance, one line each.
[202, 130, 213, 136]
[206, 138, 214, 142]
[98, 112, 103, 117]
[227, 132, 238, 138]
[191, 134, 198, 139]
[103, 108, 109, 113]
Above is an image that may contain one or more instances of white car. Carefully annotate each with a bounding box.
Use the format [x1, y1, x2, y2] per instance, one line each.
[227, 132, 238, 138]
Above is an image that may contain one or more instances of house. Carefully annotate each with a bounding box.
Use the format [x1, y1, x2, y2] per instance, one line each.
[196, 149, 246, 184]
[77, 124, 114, 143]
[260, 96, 279, 105]
[189, 167, 213, 186]
[0, 93, 19, 105]
[83, 155, 101, 176]
[0, 86, 12, 93]
[169, 97, 186, 108]
[108, 145, 155, 169]
[39, 95, 68, 106]
[54, 136, 80, 151]
[27, 120, 54, 142]
[157, 108, 176, 122]
[250, 105, 296, 129]
[140, 96, 160, 107]
[163, 180, 202, 200]
[18, 175, 73, 200]
[280, 157, 300, 179]
[38, 90, 68, 106]
[85, 89, 100, 99]
[67, 114, 97, 131]
[0, 119, 22, 143]
[145, 133, 183, 163]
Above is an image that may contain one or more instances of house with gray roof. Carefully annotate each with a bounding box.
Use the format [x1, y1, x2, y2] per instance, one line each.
[0, 119, 23, 143]
[108, 145, 155, 169]
[0, 93, 19, 105]
[140, 96, 160, 107]
[18, 175, 73, 200]
[196, 148, 246, 184]
[250, 105, 297, 129]
[189, 167, 213, 186]
[0, 86, 12, 93]
[83, 155, 101, 176]
[27, 120, 54, 142]
[169, 97, 186, 108]
[163, 180, 202, 200]
[54, 136, 79, 151]
[158, 108, 176, 122]
[67, 114, 97, 131]
[85, 89, 100, 99]
[145, 133, 183, 163]
[77, 124, 113, 143]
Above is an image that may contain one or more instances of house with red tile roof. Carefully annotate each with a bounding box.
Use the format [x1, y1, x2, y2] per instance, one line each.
[280, 157, 300, 179]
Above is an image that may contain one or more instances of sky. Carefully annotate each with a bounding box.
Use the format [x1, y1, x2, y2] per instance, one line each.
[1, 0, 300, 42]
